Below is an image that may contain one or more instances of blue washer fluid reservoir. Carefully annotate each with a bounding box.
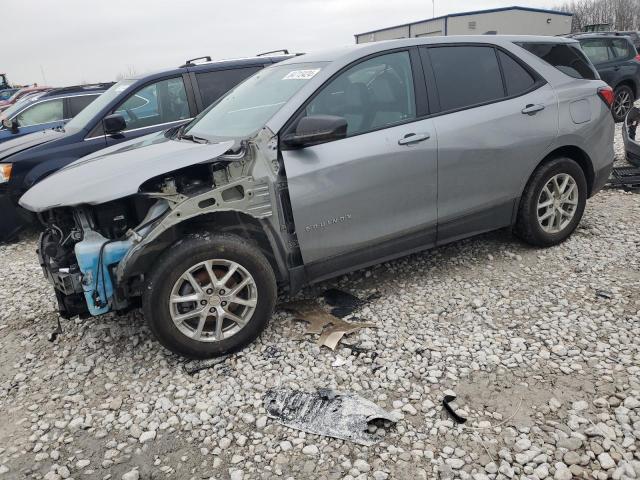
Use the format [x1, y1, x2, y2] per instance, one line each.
[74, 230, 133, 316]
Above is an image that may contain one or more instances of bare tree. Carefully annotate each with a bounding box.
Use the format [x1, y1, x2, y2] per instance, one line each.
[115, 65, 138, 82]
[556, 0, 640, 32]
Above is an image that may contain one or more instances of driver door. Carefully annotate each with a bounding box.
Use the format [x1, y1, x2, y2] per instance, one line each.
[104, 77, 193, 146]
[281, 49, 438, 279]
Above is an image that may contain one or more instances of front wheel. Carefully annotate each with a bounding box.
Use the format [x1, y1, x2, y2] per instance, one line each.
[612, 85, 634, 123]
[515, 157, 587, 247]
[143, 233, 277, 358]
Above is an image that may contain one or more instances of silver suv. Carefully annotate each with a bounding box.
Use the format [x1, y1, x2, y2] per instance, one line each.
[21, 36, 615, 358]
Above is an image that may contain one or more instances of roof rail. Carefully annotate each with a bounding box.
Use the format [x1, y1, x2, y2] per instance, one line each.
[181, 56, 212, 68]
[47, 83, 115, 95]
[256, 49, 290, 56]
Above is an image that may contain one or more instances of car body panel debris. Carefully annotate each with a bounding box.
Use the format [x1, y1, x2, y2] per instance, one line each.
[323, 288, 381, 318]
[183, 355, 229, 375]
[443, 394, 468, 424]
[282, 300, 375, 349]
[264, 388, 397, 445]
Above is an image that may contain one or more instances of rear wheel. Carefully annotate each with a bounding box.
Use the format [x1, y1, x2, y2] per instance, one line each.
[143, 233, 277, 358]
[612, 85, 634, 122]
[515, 157, 587, 247]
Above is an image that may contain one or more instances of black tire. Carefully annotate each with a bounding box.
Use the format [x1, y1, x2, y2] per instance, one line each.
[143, 233, 277, 358]
[515, 157, 587, 248]
[612, 85, 634, 123]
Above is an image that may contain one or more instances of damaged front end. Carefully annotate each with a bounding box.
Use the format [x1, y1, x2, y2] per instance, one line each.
[24, 128, 291, 320]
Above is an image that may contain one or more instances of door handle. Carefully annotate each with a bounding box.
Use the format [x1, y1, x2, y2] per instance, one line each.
[398, 132, 430, 145]
[521, 104, 545, 115]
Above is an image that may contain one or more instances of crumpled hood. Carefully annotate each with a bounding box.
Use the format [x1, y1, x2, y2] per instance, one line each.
[0, 128, 67, 162]
[20, 131, 234, 212]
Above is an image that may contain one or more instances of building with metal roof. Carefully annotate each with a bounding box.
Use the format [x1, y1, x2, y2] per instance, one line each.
[355, 6, 573, 44]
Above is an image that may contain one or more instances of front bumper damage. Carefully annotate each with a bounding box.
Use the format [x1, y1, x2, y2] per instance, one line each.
[29, 129, 285, 320]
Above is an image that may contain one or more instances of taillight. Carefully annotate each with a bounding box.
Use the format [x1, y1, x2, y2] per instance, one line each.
[598, 86, 615, 107]
[635, 54, 640, 62]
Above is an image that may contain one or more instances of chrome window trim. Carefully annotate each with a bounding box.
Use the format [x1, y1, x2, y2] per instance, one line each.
[83, 118, 193, 141]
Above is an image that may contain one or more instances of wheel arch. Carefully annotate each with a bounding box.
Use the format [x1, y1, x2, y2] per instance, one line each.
[531, 145, 595, 196]
[614, 78, 637, 98]
[513, 144, 595, 225]
[121, 211, 290, 291]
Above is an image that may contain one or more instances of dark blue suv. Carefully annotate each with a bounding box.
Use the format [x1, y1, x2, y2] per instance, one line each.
[0, 83, 112, 143]
[0, 52, 293, 241]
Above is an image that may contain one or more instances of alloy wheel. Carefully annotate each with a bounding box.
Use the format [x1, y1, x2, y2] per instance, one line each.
[613, 90, 632, 118]
[169, 259, 258, 342]
[536, 173, 579, 234]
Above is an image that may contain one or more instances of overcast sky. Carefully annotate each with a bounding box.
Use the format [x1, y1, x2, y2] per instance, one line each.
[5, 0, 561, 86]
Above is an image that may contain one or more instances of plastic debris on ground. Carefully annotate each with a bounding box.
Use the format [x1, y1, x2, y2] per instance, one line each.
[442, 392, 468, 424]
[607, 166, 640, 191]
[281, 300, 376, 349]
[183, 355, 229, 375]
[322, 288, 381, 318]
[264, 388, 398, 445]
[595, 289, 613, 299]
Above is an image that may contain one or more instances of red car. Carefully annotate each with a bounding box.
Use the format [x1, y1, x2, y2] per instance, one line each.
[0, 86, 51, 112]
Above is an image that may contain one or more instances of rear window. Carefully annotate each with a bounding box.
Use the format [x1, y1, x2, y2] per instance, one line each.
[611, 38, 632, 58]
[196, 67, 262, 107]
[497, 51, 536, 96]
[518, 42, 598, 80]
[428, 46, 505, 111]
[580, 38, 612, 64]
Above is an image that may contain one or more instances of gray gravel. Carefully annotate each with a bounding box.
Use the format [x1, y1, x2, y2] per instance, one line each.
[0, 123, 639, 479]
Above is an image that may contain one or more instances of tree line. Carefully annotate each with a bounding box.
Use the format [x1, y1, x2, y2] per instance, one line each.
[557, 0, 640, 31]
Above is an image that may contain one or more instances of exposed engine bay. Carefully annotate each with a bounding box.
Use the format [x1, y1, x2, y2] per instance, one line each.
[34, 130, 293, 320]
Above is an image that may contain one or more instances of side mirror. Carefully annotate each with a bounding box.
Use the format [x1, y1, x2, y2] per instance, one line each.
[103, 114, 127, 135]
[2, 117, 18, 133]
[281, 115, 348, 149]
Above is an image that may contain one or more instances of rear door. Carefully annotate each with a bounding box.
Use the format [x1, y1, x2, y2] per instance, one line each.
[421, 44, 558, 243]
[580, 38, 618, 84]
[65, 94, 100, 119]
[281, 49, 438, 275]
[191, 66, 263, 111]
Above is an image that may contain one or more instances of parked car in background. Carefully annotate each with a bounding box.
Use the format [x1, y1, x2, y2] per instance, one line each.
[0, 83, 112, 143]
[0, 88, 19, 101]
[573, 30, 640, 50]
[573, 34, 640, 121]
[19, 36, 615, 358]
[0, 86, 51, 112]
[622, 106, 640, 166]
[0, 52, 294, 241]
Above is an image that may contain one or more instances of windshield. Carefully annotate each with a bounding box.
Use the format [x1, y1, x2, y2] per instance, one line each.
[185, 62, 327, 140]
[65, 79, 136, 131]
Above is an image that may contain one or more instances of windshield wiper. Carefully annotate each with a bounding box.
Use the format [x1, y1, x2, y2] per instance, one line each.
[178, 133, 209, 144]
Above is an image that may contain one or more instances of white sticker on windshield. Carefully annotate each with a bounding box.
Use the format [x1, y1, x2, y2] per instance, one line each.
[282, 69, 320, 80]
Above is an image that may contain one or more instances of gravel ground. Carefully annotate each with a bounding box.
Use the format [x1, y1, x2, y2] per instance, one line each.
[0, 124, 639, 480]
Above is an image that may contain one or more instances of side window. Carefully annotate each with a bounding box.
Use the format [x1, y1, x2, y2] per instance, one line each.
[497, 51, 536, 96]
[67, 94, 99, 117]
[611, 39, 632, 59]
[580, 39, 612, 64]
[114, 77, 189, 131]
[16, 99, 64, 127]
[196, 67, 262, 107]
[303, 51, 416, 137]
[429, 46, 504, 111]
